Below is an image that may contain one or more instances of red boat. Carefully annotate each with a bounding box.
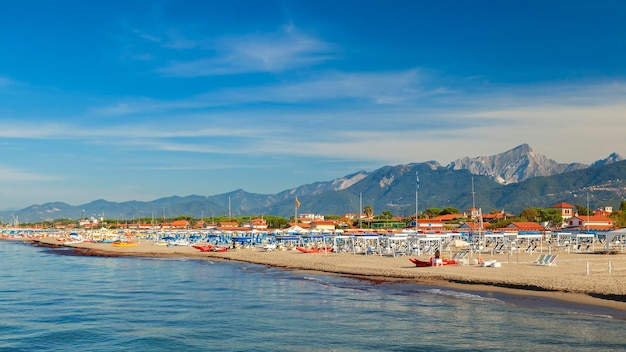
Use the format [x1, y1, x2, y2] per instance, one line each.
[192, 244, 216, 252]
[409, 257, 459, 267]
[296, 247, 334, 253]
[192, 244, 228, 252]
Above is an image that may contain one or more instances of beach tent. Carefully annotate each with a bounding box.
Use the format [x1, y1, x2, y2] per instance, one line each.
[451, 239, 470, 247]
[605, 228, 626, 252]
[285, 225, 306, 234]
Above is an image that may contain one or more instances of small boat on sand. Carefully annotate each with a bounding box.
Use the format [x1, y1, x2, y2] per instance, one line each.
[192, 244, 216, 252]
[193, 244, 227, 252]
[409, 257, 458, 267]
[112, 241, 137, 247]
[296, 247, 333, 253]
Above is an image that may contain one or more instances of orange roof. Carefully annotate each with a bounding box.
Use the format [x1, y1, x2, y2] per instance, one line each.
[507, 222, 545, 230]
[170, 220, 189, 227]
[432, 213, 464, 221]
[551, 202, 575, 209]
[571, 215, 614, 222]
[311, 220, 337, 225]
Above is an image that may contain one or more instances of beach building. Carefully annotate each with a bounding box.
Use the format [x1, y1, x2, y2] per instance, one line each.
[310, 220, 337, 232]
[343, 213, 368, 220]
[467, 207, 481, 219]
[595, 206, 613, 217]
[408, 219, 446, 233]
[551, 202, 576, 219]
[567, 214, 614, 230]
[457, 221, 491, 231]
[481, 210, 513, 222]
[160, 219, 190, 229]
[297, 213, 325, 224]
[217, 221, 239, 230]
[241, 218, 268, 230]
[431, 213, 465, 221]
[504, 222, 546, 232]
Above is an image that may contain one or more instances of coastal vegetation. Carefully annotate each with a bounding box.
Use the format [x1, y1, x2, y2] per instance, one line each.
[7, 201, 626, 231]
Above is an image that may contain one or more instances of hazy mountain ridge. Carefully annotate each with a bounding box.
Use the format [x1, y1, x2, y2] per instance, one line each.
[3, 145, 624, 223]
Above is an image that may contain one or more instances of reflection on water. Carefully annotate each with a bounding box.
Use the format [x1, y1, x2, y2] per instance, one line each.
[0, 240, 624, 351]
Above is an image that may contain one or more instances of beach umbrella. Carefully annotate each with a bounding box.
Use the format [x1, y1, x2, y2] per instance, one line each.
[451, 239, 470, 247]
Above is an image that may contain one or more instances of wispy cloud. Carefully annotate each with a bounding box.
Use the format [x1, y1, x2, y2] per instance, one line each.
[155, 26, 335, 76]
[93, 69, 438, 116]
[4, 77, 625, 167]
[0, 165, 60, 182]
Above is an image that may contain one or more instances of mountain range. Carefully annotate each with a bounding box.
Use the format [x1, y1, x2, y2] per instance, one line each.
[3, 144, 625, 224]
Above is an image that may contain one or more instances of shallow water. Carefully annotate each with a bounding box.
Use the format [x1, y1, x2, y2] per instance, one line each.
[0, 241, 624, 351]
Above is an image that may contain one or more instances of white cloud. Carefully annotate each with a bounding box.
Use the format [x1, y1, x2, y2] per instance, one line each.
[4, 77, 626, 168]
[93, 69, 436, 116]
[0, 165, 60, 182]
[156, 27, 335, 76]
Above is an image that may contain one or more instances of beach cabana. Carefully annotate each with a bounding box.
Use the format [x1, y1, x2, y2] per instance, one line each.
[605, 228, 626, 252]
[517, 233, 544, 254]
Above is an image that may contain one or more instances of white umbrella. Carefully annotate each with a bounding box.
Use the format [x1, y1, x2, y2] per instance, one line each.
[451, 239, 470, 247]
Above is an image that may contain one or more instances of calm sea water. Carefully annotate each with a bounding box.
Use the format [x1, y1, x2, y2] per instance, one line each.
[1, 241, 625, 352]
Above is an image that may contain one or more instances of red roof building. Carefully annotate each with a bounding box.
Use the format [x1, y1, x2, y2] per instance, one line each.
[551, 202, 576, 219]
[505, 222, 546, 231]
[567, 215, 614, 230]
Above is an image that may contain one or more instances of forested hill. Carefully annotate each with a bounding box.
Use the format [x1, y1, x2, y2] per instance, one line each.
[3, 159, 626, 223]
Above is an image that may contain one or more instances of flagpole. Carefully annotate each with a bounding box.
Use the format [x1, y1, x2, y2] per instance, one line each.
[295, 196, 298, 226]
[359, 192, 363, 229]
[415, 171, 419, 231]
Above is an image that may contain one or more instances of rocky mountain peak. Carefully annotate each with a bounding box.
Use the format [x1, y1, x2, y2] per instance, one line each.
[591, 152, 624, 167]
[446, 144, 588, 184]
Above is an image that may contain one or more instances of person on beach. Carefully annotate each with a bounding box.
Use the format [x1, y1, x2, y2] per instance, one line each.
[433, 249, 442, 266]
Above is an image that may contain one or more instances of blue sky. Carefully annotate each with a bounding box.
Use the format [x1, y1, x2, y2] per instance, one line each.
[0, 0, 625, 209]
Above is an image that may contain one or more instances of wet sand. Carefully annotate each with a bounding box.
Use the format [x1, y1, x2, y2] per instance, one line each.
[24, 237, 626, 311]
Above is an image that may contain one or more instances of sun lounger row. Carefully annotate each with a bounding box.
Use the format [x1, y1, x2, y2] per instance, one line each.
[451, 251, 469, 265]
[534, 254, 557, 266]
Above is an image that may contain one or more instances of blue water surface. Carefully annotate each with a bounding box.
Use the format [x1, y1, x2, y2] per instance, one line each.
[0, 241, 624, 351]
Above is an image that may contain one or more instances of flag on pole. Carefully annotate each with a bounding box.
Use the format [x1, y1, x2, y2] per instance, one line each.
[416, 172, 420, 190]
[296, 197, 301, 208]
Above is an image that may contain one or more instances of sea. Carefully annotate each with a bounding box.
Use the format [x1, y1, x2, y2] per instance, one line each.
[1, 240, 625, 352]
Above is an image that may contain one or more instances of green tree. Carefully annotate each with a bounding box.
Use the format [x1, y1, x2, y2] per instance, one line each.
[576, 205, 592, 216]
[538, 208, 563, 228]
[487, 217, 525, 229]
[620, 200, 626, 212]
[424, 208, 441, 217]
[323, 214, 341, 220]
[381, 210, 394, 219]
[440, 207, 459, 215]
[610, 211, 626, 228]
[519, 208, 539, 222]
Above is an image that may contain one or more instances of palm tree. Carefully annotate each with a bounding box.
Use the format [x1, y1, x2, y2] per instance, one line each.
[363, 205, 373, 219]
[362, 205, 374, 229]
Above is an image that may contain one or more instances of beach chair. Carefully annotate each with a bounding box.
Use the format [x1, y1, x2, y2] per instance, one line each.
[534, 254, 546, 265]
[481, 259, 498, 267]
[535, 254, 552, 266]
[457, 252, 469, 266]
[546, 255, 558, 267]
[263, 243, 277, 252]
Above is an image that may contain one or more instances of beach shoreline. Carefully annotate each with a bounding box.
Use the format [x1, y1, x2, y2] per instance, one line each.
[16, 236, 626, 313]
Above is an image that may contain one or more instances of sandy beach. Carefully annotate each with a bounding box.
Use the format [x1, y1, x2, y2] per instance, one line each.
[20, 236, 626, 311]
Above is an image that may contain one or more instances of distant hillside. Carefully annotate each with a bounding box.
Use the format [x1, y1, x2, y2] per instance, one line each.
[3, 146, 625, 223]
